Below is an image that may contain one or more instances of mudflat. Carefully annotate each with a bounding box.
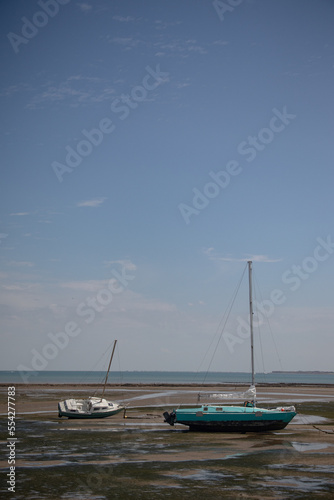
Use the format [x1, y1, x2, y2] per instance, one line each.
[1, 382, 334, 415]
[1, 384, 333, 499]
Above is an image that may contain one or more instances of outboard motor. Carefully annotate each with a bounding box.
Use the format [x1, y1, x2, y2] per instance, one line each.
[163, 410, 176, 426]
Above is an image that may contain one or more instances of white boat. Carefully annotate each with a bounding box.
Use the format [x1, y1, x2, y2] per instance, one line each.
[164, 261, 297, 432]
[58, 340, 124, 419]
[58, 396, 123, 419]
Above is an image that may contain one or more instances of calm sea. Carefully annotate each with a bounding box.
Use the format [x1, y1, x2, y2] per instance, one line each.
[0, 370, 333, 385]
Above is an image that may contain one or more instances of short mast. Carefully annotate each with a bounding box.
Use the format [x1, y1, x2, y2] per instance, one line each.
[248, 261, 255, 387]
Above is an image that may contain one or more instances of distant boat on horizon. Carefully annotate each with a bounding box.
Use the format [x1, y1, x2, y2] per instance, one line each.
[58, 340, 124, 419]
[164, 261, 297, 432]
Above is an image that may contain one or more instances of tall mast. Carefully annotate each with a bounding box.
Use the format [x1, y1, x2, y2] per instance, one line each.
[248, 261, 255, 386]
[101, 340, 117, 399]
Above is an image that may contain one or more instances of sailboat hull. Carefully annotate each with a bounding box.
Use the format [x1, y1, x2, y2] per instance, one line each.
[164, 405, 296, 433]
[184, 418, 293, 433]
[58, 404, 123, 419]
[58, 398, 124, 419]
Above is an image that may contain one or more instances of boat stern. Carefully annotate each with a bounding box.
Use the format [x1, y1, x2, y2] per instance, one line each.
[58, 401, 65, 417]
[274, 405, 297, 425]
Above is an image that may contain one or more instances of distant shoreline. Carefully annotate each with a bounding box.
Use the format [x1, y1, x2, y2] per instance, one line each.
[1, 382, 334, 388]
[2, 370, 333, 373]
[272, 371, 334, 374]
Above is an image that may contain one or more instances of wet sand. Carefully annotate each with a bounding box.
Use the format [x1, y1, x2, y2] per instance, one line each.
[1, 382, 334, 414]
[1, 383, 334, 453]
[1, 384, 333, 499]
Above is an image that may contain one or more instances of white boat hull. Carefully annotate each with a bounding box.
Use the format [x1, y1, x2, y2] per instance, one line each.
[58, 397, 124, 419]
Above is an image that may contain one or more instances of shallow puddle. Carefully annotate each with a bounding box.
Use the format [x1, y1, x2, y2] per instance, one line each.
[291, 441, 330, 452]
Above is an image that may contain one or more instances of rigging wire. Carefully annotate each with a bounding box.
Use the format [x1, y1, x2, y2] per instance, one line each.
[90, 341, 118, 396]
[75, 340, 115, 389]
[253, 274, 266, 377]
[253, 273, 284, 372]
[199, 262, 248, 385]
[115, 342, 126, 405]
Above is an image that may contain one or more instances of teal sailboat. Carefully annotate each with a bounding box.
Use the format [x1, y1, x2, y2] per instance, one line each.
[164, 261, 296, 432]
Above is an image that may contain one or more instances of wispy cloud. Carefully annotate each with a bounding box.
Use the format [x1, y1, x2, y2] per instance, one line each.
[110, 37, 144, 50]
[0, 83, 32, 98]
[109, 34, 207, 57]
[213, 40, 229, 46]
[112, 15, 137, 22]
[60, 279, 109, 292]
[76, 198, 107, 208]
[9, 212, 30, 216]
[154, 20, 183, 30]
[155, 38, 208, 57]
[247, 255, 282, 263]
[204, 248, 281, 263]
[175, 81, 191, 89]
[26, 76, 115, 109]
[104, 259, 137, 271]
[76, 2, 92, 13]
[8, 261, 34, 268]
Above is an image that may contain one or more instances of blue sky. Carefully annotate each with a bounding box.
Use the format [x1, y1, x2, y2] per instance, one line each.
[1, 0, 334, 375]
